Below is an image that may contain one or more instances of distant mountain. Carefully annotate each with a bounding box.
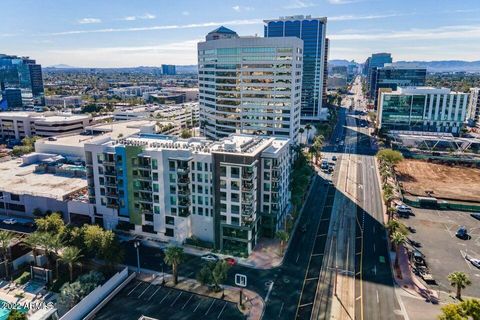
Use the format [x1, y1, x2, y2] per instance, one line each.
[45, 64, 78, 69]
[393, 60, 480, 73]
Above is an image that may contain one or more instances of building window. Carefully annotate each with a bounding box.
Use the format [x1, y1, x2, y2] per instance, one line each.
[10, 194, 20, 201]
[231, 193, 239, 202]
[152, 159, 158, 170]
[170, 196, 177, 205]
[231, 217, 239, 226]
[154, 206, 160, 214]
[231, 181, 240, 191]
[165, 216, 175, 225]
[169, 161, 175, 171]
[197, 162, 202, 171]
[231, 167, 240, 178]
[165, 228, 174, 237]
[198, 207, 204, 216]
[231, 205, 240, 214]
[220, 166, 227, 176]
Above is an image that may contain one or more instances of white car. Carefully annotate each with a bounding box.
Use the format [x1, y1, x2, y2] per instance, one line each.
[470, 259, 480, 268]
[396, 205, 412, 212]
[201, 254, 219, 263]
[2, 218, 17, 225]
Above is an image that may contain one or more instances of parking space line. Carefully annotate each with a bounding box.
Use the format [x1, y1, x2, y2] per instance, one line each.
[159, 290, 172, 305]
[182, 294, 193, 310]
[127, 281, 142, 296]
[217, 302, 227, 319]
[193, 300, 202, 313]
[461, 250, 474, 270]
[138, 282, 152, 298]
[148, 286, 161, 301]
[205, 300, 215, 315]
[170, 292, 182, 307]
[278, 302, 284, 318]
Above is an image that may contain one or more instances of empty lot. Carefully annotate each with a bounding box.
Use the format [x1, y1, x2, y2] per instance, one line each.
[403, 208, 480, 298]
[396, 160, 480, 202]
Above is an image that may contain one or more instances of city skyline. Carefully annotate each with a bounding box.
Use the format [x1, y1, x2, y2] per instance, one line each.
[2, 0, 480, 67]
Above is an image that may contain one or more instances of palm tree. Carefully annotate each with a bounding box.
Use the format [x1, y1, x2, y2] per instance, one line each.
[275, 230, 289, 255]
[164, 246, 184, 285]
[386, 220, 408, 236]
[0, 231, 14, 279]
[305, 124, 312, 144]
[299, 128, 305, 145]
[391, 231, 407, 269]
[448, 272, 471, 300]
[313, 135, 324, 165]
[23, 232, 42, 266]
[60, 247, 83, 282]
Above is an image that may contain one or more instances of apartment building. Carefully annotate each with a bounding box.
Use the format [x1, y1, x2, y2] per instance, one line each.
[85, 134, 291, 255]
[378, 87, 469, 134]
[198, 27, 303, 143]
[0, 112, 91, 141]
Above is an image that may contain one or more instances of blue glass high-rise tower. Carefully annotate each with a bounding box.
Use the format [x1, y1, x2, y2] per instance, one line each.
[264, 15, 328, 121]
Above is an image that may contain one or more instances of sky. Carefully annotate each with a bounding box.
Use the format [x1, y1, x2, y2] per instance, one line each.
[1, 0, 480, 67]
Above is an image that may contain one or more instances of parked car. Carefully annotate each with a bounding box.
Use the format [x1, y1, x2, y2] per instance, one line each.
[456, 226, 469, 240]
[2, 218, 17, 225]
[396, 204, 412, 213]
[470, 213, 480, 221]
[332, 156, 337, 161]
[224, 257, 236, 266]
[408, 238, 421, 248]
[407, 226, 416, 233]
[201, 254, 219, 263]
[470, 258, 480, 268]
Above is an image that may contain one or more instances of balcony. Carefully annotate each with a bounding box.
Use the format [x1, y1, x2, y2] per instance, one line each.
[105, 181, 117, 187]
[178, 188, 191, 195]
[135, 175, 151, 181]
[178, 177, 190, 185]
[242, 182, 254, 191]
[136, 196, 152, 203]
[177, 167, 190, 175]
[178, 198, 191, 207]
[179, 208, 191, 217]
[242, 170, 254, 180]
[104, 170, 116, 177]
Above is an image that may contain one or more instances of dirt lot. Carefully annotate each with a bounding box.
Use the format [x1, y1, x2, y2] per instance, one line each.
[396, 159, 480, 202]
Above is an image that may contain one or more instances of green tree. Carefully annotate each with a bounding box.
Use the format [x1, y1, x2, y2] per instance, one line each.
[376, 149, 404, 167]
[60, 247, 83, 282]
[7, 310, 27, 320]
[276, 230, 290, 255]
[439, 299, 480, 320]
[196, 264, 213, 286]
[312, 135, 324, 165]
[212, 260, 230, 292]
[386, 220, 409, 236]
[164, 246, 184, 285]
[35, 212, 66, 235]
[180, 129, 192, 139]
[0, 231, 15, 278]
[448, 272, 472, 300]
[391, 232, 407, 269]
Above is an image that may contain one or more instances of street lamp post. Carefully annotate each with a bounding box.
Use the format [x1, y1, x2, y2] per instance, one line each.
[133, 241, 140, 274]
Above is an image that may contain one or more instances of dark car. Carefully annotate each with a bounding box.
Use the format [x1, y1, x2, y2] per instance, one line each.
[471, 213, 480, 221]
[456, 226, 469, 240]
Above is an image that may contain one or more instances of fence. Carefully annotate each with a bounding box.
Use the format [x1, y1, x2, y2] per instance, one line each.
[59, 267, 130, 320]
[403, 197, 480, 212]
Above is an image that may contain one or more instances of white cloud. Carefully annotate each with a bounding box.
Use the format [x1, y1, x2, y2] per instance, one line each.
[330, 13, 403, 21]
[284, 0, 315, 9]
[328, 0, 365, 4]
[232, 5, 254, 12]
[330, 24, 480, 41]
[46, 19, 263, 36]
[182, 11, 190, 16]
[122, 13, 156, 21]
[78, 18, 101, 24]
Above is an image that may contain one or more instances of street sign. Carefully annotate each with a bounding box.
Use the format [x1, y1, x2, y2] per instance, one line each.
[235, 273, 247, 287]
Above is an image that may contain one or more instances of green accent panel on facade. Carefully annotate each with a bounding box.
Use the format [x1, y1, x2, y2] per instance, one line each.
[125, 145, 143, 225]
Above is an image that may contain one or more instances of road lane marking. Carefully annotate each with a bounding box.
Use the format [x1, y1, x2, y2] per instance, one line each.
[182, 294, 193, 310]
[265, 280, 274, 303]
[376, 290, 379, 303]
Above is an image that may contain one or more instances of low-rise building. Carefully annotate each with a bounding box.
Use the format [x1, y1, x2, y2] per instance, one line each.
[85, 134, 291, 255]
[377, 87, 469, 134]
[161, 87, 199, 102]
[45, 95, 84, 108]
[0, 112, 92, 141]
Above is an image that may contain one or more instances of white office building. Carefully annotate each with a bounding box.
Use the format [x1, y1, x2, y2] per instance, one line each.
[198, 27, 303, 143]
[468, 88, 480, 129]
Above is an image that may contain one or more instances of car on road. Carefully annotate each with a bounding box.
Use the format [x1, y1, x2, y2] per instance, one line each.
[224, 257, 236, 266]
[470, 258, 480, 268]
[2, 218, 17, 225]
[332, 156, 337, 161]
[470, 213, 480, 221]
[201, 254, 219, 263]
[396, 204, 412, 213]
[408, 239, 421, 248]
[456, 226, 469, 240]
[407, 226, 416, 233]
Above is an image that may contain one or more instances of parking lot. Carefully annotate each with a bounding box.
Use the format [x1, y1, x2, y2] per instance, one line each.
[94, 280, 244, 320]
[403, 208, 480, 297]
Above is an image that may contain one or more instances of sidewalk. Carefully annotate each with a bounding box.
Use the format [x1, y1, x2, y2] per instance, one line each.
[135, 267, 264, 320]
